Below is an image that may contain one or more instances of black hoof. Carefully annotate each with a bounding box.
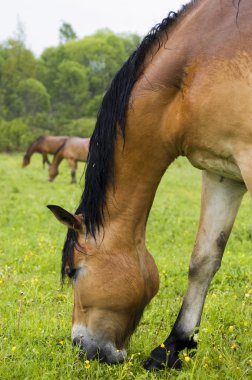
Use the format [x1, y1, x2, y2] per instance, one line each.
[143, 356, 165, 371]
[167, 350, 182, 369]
[143, 345, 182, 371]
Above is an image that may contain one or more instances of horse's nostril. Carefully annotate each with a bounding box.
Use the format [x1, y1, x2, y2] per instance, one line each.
[72, 337, 100, 360]
[71, 341, 111, 363]
[96, 349, 107, 362]
[72, 337, 82, 346]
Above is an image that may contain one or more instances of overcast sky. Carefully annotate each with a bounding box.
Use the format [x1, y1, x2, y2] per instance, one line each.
[0, 0, 186, 56]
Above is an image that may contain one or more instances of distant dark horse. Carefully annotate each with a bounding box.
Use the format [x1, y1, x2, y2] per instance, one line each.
[48, 0, 252, 370]
[22, 136, 68, 168]
[48, 137, 90, 183]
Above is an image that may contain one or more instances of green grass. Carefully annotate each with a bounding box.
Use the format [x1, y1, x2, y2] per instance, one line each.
[0, 153, 251, 379]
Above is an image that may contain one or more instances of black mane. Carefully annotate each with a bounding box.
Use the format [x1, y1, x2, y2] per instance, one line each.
[54, 140, 66, 156]
[61, 3, 193, 279]
[79, 5, 193, 237]
[24, 135, 45, 159]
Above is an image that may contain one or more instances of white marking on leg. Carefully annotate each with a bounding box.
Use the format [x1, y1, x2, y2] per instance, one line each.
[174, 171, 246, 338]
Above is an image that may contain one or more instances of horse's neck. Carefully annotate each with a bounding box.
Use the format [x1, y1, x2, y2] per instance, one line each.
[101, 93, 180, 245]
[51, 149, 64, 168]
[26, 139, 43, 158]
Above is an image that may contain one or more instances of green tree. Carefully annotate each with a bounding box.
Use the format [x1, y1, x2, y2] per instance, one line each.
[37, 30, 140, 118]
[85, 94, 103, 117]
[53, 60, 89, 118]
[17, 78, 50, 116]
[0, 29, 142, 151]
[66, 30, 140, 95]
[0, 118, 28, 151]
[0, 39, 36, 119]
[59, 22, 77, 43]
[37, 45, 67, 99]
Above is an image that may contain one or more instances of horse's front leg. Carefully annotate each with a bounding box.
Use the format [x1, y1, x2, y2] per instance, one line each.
[144, 171, 246, 370]
[67, 158, 78, 184]
[42, 153, 50, 168]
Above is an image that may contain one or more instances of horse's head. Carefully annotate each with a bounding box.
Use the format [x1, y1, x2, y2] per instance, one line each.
[48, 205, 159, 363]
[22, 154, 30, 167]
[48, 164, 58, 182]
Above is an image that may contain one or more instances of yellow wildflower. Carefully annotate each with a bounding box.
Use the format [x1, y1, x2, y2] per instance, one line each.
[231, 343, 238, 350]
[11, 346, 16, 352]
[85, 360, 90, 369]
[228, 326, 235, 332]
[160, 343, 165, 348]
[184, 355, 190, 363]
[59, 340, 64, 345]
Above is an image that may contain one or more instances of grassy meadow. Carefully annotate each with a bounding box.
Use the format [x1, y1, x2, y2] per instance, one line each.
[0, 153, 251, 379]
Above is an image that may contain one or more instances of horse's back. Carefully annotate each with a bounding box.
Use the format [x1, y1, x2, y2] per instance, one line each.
[64, 137, 90, 161]
[40, 136, 68, 152]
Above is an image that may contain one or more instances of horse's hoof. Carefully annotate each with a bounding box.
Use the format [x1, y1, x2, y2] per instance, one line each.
[167, 351, 182, 369]
[143, 347, 182, 371]
[143, 356, 165, 371]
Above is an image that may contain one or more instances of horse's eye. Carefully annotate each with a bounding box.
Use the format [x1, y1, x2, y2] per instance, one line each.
[67, 268, 77, 279]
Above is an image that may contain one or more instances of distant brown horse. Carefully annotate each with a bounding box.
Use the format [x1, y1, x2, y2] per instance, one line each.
[22, 136, 68, 168]
[48, 137, 90, 183]
[48, 0, 252, 370]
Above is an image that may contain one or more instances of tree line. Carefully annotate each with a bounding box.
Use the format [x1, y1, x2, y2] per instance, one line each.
[0, 25, 140, 152]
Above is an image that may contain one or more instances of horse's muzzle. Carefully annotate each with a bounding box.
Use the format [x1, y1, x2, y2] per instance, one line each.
[72, 325, 127, 364]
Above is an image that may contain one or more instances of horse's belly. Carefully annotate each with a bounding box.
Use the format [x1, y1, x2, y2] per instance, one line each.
[187, 151, 243, 182]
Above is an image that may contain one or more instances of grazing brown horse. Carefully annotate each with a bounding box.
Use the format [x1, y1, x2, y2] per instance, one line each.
[22, 136, 68, 168]
[48, 0, 252, 370]
[48, 137, 90, 183]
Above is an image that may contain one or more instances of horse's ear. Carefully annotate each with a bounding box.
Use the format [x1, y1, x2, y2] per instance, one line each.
[47, 205, 84, 232]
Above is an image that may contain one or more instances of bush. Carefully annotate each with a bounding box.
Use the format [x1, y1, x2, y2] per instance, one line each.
[0, 118, 28, 151]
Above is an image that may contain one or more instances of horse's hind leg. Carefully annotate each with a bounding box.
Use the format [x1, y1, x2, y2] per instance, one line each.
[144, 171, 246, 370]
